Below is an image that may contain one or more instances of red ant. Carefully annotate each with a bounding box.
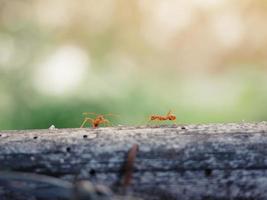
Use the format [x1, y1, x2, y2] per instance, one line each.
[80, 112, 117, 128]
[148, 110, 176, 123]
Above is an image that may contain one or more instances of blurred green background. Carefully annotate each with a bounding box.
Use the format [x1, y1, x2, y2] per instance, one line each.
[1, 0, 267, 130]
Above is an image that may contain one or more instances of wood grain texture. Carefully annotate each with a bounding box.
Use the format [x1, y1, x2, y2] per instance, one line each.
[1, 122, 267, 199]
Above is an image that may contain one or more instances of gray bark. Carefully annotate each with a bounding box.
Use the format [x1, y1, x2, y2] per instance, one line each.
[1, 123, 267, 199]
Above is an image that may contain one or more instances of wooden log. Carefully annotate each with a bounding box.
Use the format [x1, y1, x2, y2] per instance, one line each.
[1, 123, 267, 199]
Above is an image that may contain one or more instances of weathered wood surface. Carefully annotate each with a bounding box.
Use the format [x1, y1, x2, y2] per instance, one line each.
[1, 123, 267, 199]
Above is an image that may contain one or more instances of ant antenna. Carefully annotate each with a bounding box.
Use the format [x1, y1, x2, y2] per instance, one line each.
[166, 110, 174, 115]
[82, 112, 98, 116]
[102, 113, 120, 118]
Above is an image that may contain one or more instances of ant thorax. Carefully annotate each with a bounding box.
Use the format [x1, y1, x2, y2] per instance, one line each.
[151, 115, 160, 120]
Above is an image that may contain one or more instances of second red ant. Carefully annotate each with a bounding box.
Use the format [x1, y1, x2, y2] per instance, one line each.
[148, 110, 176, 123]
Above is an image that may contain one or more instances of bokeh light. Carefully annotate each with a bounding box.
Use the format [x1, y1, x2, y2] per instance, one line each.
[33, 45, 90, 96]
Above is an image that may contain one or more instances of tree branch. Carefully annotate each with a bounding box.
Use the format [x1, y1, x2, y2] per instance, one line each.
[1, 123, 267, 199]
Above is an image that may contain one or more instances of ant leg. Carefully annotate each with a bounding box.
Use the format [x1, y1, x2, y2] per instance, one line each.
[102, 122, 109, 127]
[103, 119, 113, 127]
[147, 119, 160, 127]
[80, 118, 94, 128]
[166, 110, 173, 116]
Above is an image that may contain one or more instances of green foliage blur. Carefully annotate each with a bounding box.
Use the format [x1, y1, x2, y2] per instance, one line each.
[1, 0, 267, 130]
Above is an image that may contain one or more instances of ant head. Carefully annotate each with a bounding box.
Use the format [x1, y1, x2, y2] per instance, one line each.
[97, 115, 105, 119]
[150, 116, 157, 120]
[168, 114, 176, 120]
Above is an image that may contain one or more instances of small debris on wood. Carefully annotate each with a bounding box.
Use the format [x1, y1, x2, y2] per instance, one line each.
[48, 125, 56, 130]
[122, 144, 139, 188]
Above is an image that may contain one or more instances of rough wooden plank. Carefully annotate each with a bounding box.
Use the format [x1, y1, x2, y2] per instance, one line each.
[1, 122, 267, 199]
